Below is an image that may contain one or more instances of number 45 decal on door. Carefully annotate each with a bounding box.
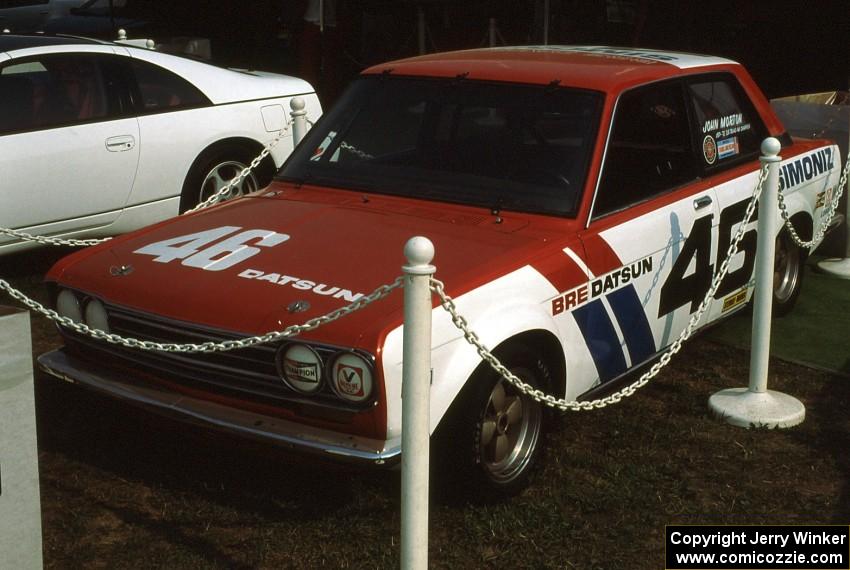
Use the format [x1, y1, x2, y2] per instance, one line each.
[658, 197, 758, 317]
[134, 226, 290, 271]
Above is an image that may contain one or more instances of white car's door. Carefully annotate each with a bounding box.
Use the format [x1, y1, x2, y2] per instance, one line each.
[0, 51, 139, 244]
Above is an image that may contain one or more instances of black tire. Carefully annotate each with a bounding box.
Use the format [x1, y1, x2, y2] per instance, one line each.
[179, 145, 267, 213]
[432, 346, 550, 501]
[772, 229, 806, 317]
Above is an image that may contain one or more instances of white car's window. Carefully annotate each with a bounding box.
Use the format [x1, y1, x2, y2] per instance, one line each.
[0, 54, 109, 133]
[594, 80, 697, 218]
[127, 59, 209, 112]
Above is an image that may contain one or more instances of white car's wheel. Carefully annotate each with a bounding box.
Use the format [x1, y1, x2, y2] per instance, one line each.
[198, 159, 260, 205]
[180, 146, 266, 212]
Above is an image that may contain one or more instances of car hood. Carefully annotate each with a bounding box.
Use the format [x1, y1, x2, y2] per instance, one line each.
[48, 184, 573, 349]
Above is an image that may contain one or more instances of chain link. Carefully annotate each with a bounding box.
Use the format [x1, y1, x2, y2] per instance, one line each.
[339, 141, 374, 160]
[431, 167, 769, 411]
[185, 120, 294, 214]
[0, 276, 402, 353]
[0, 227, 110, 247]
[777, 149, 850, 248]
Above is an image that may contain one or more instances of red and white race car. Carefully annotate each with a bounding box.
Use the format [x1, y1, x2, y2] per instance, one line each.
[39, 46, 842, 496]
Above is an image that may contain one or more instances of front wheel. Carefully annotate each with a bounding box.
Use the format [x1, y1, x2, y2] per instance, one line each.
[772, 230, 806, 316]
[433, 348, 549, 501]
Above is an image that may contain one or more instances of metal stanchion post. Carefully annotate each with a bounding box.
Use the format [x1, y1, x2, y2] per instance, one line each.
[0, 307, 43, 569]
[290, 97, 307, 147]
[708, 138, 806, 428]
[400, 236, 435, 570]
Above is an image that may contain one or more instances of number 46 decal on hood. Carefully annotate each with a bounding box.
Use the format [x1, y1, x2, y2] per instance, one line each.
[134, 226, 290, 271]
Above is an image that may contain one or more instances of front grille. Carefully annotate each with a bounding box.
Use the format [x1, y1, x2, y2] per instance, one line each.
[62, 302, 364, 410]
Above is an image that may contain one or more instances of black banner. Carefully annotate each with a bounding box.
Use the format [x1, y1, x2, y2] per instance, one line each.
[666, 525, 850, 569]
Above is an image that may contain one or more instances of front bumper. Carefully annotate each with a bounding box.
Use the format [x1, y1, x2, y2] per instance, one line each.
[38, 348, 401, 467]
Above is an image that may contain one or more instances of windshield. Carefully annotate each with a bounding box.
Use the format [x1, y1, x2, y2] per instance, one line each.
[279, 75, 603, 217]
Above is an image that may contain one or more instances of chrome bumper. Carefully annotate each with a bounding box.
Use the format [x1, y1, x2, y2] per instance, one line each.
[38, 349, 401, 467]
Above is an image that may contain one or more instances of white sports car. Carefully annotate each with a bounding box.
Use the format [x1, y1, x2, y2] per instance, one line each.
[0, 34, 321, 254]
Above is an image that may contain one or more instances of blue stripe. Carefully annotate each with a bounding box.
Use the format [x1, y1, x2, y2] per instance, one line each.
[573, 299, 627, 382]
[607, 285, 656, 365]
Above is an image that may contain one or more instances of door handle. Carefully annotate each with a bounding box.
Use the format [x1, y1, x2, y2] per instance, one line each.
[105, 135, 136, 152]
[693, 196, 712, 210]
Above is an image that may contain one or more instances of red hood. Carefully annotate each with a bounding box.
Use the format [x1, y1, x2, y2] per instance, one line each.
[48, 184, 579, 349]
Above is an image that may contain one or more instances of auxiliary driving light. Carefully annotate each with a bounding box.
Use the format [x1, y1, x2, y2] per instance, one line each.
[329, 351, 373, 403]
[56, 289, 82, 323]
[276, 343, 323, 394]
[83, 298, 110, 334]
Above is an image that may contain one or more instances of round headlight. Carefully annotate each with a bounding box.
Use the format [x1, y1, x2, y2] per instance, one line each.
[329, 351, 374, 403]
[276, 343, 323, 394]
[56, 289, 82, 323]
[84, 298, 110, 334]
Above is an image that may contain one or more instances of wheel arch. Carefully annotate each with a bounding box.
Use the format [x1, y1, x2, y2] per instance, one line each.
[183, 136, 278, 190]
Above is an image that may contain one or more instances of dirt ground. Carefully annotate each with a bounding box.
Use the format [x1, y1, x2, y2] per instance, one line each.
[3, 247, 848, 569]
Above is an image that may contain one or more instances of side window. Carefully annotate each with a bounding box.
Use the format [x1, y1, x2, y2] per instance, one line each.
[594, 81, 697, 218]
[0, 54, 109, 134]
[128, 59, 209, 112]
[688, 75, 767, 169]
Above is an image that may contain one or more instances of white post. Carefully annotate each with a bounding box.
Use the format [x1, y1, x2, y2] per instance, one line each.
[708, 138, 805, 428]
[290, 97, 307, 147]
[0, 307, 43, 569]
[400, 236, 435, 570]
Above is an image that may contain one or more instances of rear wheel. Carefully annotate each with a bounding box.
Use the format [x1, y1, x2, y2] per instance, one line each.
[772, 230, 805, 316]
[180, 146, 262, 212]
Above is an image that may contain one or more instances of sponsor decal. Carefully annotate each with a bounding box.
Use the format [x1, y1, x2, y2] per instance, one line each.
[702, 113, 743, 134]
[336, 364, 364, 397]
[284, 358, 320, 384]
[778, 148, 835, 191]
[702, 112, 751, 140]
[703, 135, 717, 165]
[238, 269, 364, 302]
[551, 255, 653, 315]
[721, 288, 748, 313]
[717, 136, 739, 160]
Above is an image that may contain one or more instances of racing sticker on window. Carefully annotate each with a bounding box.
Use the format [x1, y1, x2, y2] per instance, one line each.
[701, 113, 752, 145]
[311, 130, 338, 161]
[702, 135, 717, 165]
[717, 136, 739, 160]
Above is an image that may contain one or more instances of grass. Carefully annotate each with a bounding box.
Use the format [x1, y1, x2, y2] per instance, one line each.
[707, 260, 850, 376]
[4, 248, 850, 569]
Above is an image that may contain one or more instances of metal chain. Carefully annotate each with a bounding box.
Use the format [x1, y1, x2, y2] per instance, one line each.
[0, 276, 402, 353]
[0, 227, 110, 247]
[777, 149, 850, 248]
[339, 141, 374, 160]
[432, 167, 769, 412]
[0, 118, 304, 246]
[185, 119, 294, 213]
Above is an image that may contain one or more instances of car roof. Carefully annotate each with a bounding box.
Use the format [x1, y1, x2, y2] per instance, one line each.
[0, 34, 108, 52]
[364, 45, 738, 93]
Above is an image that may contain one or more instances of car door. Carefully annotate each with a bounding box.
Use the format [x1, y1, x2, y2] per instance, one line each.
[0, 51, 139, 244]
[683, 73, 770, 322]
[577, 79, 719, 385]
